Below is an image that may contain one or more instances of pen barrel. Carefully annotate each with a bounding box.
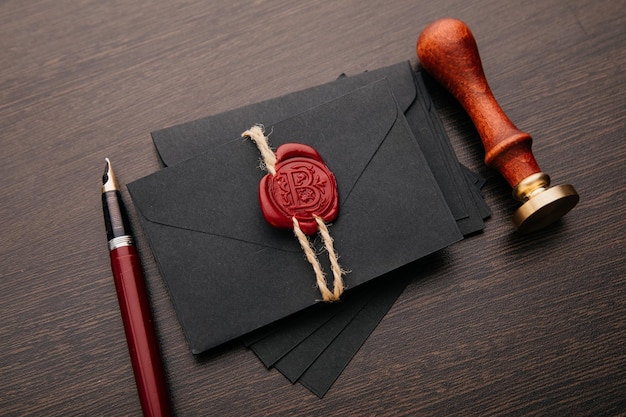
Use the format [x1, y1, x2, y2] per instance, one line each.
[110, 245, 171, 417]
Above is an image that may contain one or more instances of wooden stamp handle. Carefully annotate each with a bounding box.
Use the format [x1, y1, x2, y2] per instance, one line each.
[417, 18, 541, 188]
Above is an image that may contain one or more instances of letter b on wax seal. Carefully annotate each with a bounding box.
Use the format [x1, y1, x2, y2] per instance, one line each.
[259, 143, 339, 235]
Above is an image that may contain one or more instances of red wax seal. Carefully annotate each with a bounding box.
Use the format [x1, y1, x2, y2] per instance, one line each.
[259, 143, 339, 235]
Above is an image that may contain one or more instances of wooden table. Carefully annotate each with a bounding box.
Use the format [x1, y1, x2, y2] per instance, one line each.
[2, 0, 624, 415]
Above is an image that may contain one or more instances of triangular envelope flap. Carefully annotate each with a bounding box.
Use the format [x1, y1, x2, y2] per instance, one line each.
[269, 80, 399, 206]
[129, 80, 399, 252]
[152, 62, 417, 168]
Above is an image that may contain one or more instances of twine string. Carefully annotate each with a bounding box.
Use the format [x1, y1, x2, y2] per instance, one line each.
[242, 125, 276, 175]
[292, 217, 337, 302]
[243, 125, 346, 302]
[314, 215, 345, 300]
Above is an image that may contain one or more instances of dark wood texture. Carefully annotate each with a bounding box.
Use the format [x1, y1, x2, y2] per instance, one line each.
[1, 0, 624, 415]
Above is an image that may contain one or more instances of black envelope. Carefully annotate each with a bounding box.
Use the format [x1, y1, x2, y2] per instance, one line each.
[128, 79, 462, 354]
[152, 61, 488, 236]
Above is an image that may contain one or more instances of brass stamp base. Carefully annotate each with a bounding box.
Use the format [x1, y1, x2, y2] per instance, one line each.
[513, 184, 579, 234]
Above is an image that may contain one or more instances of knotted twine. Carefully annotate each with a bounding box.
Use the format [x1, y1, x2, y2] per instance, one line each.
[243, 125, 346, 302]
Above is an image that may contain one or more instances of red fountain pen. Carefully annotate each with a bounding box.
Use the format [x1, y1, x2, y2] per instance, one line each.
[102, 158, 172, 417]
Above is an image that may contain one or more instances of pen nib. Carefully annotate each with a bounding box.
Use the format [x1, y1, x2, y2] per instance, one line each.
[102, 158, 118, 192]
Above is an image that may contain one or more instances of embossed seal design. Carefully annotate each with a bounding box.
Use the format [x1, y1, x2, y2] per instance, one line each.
[243, 125, 345, 301]
[259, 143, 338, 235]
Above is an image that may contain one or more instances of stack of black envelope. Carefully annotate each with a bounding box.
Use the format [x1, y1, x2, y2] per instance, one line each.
[128, 61, 490, 397]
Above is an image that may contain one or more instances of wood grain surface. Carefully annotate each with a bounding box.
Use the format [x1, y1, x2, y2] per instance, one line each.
[1, 0, 624, 415]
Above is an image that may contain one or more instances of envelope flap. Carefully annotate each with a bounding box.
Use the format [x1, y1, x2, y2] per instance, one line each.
[129, 80, 400, 251]
[152, 61, 417, 168]
[270, 80, 399, 207]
